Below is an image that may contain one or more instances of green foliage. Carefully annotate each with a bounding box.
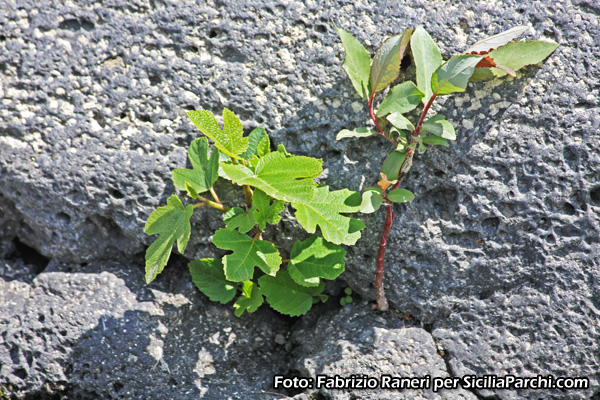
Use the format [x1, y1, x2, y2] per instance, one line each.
[370, 28, 413, 95]
[172, 138, 219, 194]
[292, 186, 364, 246]
[335, 25, 371, 99]
[146, 107, 365, 316]
[144, 195, 193, 284]
[410, 26, 443, 103]
[335, 25, 556, 310]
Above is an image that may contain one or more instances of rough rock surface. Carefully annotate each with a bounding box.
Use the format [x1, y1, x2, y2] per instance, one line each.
[0, 259, 291, 399]
[1, 0, 599, 399]
[289, 302, 478, 400]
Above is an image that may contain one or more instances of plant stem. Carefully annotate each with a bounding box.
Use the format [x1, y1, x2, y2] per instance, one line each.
[374, 92, 438, 311]
[209, 187, 222, 205]
[368, 92, 393, 143]
[195, 195, 230, 212]
[243, 185, 253, 208]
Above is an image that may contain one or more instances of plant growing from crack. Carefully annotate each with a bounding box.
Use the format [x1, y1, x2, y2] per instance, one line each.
[144, 109, 366, 316]
[335, 25, 557, 310]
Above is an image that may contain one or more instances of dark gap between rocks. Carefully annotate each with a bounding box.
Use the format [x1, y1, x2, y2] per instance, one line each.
[8, 237, 49, 273]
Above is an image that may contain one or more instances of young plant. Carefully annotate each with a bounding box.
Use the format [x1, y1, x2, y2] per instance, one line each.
[144, 109, 366, 316]
[335, 25, 558, 310]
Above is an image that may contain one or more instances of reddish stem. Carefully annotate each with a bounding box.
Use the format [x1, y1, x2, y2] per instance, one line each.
[374, 92, 438, 311]
[368, 92, 388, 140]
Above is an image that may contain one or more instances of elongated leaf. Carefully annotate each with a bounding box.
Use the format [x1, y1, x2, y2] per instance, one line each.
[431, 55, 482, 95]
[252, 189, 284, 230]
[288, 236, 346, 287]
[335, 25, 371, 99]
[376, 81, 424, 117]
[145, 195, 194, 283]
[370, 28, 413, 94]
[212, 229, 281, 282]
[411, 26, 443, 103]
[422, 114, 456, 140]
[422, 136, 450, 146]
[189, 258, 237, 304]
[187, 108, 248, 159]
[239, 127, 270, 160]
[386, 112, 414, 131]
[475, 40, 558, 79]
[223, 207, 256, 233]
[233, 281, 264, 317]
[172, 137, 219, 194]
[336, 127, 377, 140]
[387, 188, 414, 203]
[381, 150, 406, 181]
[291, 186, 365, 246]
[221, 151, 322, 203]
[360, 187, 384, 214]
[465, 25, 529, 54]
[259, 270, 325, 316]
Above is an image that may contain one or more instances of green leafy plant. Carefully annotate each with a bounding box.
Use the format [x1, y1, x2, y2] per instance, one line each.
[145, 109, 365, 316]
[335, 25, 557, 310]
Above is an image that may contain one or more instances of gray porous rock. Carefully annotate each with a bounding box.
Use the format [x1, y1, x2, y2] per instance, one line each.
[289, 302, 478, 400]
[1, 0, 599, 399]
[0, 259, 291, 400]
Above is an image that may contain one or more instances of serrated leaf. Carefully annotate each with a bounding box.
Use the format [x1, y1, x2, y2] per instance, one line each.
[172, 138, 219, 194]
[476, 40, 559, 79]
[431, 55, 482, 95]
[386, 112, 414, 131]
[252, 189, 284, 230]
[381, 150, 406, 181]
[411, 26, 443, 103]
[335, 25, 371, 99]
[335, 127, 377, 140]
[376, 81, 424, 117]
[464, 26, 529, 54]
[221, 151, 322, 203]
[422, 114, 456, 140]
[145, 195, 194, 283]
[422, 136, 450, 146]
[239, 127, 270, 160]
[189, 258, 237, 304]
[259, 270, 325, 317]
[288, 237, 346, 287]
[233, 281, 264, 317]
[223, 207, 256, 233]
[360, 187, 384, 214]
[387, 188, 414, 203]
[370, 28, 413, 95]
[187, 108, 248, 159]
[291, 185, 365, 246]
[212, 229, 281, 282]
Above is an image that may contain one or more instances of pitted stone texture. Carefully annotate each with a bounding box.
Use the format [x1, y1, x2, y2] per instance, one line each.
[290, 302, 477, 400]
[432, 286, 600, 400]
[0, 259, 290, 399]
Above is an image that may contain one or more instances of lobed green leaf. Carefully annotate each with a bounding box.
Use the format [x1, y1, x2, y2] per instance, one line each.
[370, 28, 413, 95]
[239, 127, 270, 160]
[292, 186, 365, 246]
[411, 26, 443, 103]
[212, 229, 281, 282]
[187, 108, 248, 159]
[252, 189, 284, 230]
[172, 137, 219, 195]
[189, 258, 237, 304]
[145, 195, 194, 283]
[288, 236, 346, 287]
[221, 151, 322, 203]
[223, 207, 256, 234]
[335, 25, 371, 99]
[259, 270, 325, 317]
